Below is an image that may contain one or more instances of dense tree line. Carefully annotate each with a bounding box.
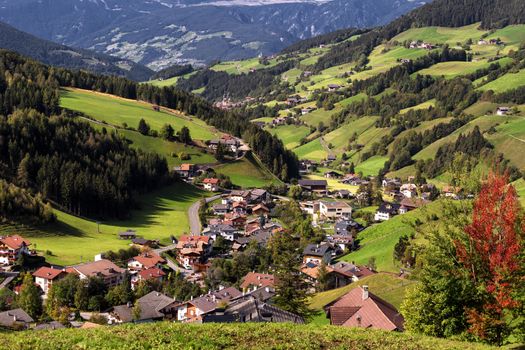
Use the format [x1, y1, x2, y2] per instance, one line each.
[150, 64, 193, 81]
[177, 60, 297, 102]
[0, 180, 55, 224]
[0, 110, 169, 219]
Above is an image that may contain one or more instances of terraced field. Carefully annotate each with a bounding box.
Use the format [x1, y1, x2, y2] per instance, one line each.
[399, 99, 436, 114]
[294, 138, 327, 161]
[214, 153, 281, 188]
[60, 88, 219, 141]
[416, 57, 513, 79]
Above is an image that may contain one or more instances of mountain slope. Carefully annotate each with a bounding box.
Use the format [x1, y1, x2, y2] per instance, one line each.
[0, 21, 152, 81]
[0, 0, 428, 69]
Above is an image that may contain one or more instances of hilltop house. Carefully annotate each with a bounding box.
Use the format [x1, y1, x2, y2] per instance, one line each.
[32, 267, 68, 296]
[326, 286, 404, 331]
[0, 235, 31, 267]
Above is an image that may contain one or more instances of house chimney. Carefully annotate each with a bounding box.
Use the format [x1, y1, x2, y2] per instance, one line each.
[362, 285, 369, 300]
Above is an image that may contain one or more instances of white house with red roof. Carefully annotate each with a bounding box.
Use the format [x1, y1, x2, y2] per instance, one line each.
[127, 252, 166, 271]
[202, 178, 220, 192]
[0, 235, 31, 266]
[131, 267, 166, 290]
[32, 267, 68, 295]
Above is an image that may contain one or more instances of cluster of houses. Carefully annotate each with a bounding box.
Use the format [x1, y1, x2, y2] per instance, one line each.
[408, 41, 436, 50]
[477, 38, 503, 46]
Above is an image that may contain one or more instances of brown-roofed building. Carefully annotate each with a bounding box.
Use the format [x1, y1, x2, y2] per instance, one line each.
[326, 286, 404, 331]
[176, 235, 212, 269]
[252, 204, 270, 217]
[240, 272, 275, 293]
[33, 267, 68, 295]
[66, 259, 125, 288]
[174, 163, 196, 178]
[0, 235, 31, 266]
[128, 252, 166, 271]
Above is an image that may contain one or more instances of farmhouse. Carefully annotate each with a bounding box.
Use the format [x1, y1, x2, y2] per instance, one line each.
[496, 106, 510, 116]
[174, 163, 196, 178]
[326, 286, 404, 331]
[202, 178, 220, 192]
[118, 230, 137, 240]
[328, 84, 341, 92]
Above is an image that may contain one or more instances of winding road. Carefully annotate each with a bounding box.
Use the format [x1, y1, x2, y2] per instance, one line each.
[188, 194, 222, 235]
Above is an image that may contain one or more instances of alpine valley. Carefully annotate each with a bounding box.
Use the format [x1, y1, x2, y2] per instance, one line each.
[0, 0, 524, 349]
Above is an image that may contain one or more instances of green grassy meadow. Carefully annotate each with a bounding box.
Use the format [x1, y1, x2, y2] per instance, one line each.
[477, 69, 525, 93]
[60, 88, 218, 140]
[0, 183, 207, 265]
[340, 201, 443, 272]
[416, 57, 512, 79]
[214, 153, 280, 188]
[2, 322, 495, 350]
[268, 124, 311, 149]
[392, 23, 487, 45]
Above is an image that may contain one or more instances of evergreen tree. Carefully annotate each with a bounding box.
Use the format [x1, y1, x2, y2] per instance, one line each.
[160, 123, 174, 140]
[137, 118, 150, 135]
[178, 126, 192, 144]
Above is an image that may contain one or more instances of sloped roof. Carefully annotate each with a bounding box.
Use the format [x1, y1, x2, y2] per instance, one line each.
[240, 272, 275, 289]
[69, 259, 124, 278]
[0, 308, 34, 327]
[303, 243, 332, 257]
[132, 252, 166, 269]
[32, 267, 67, 280]
[0, 235, 30, 249]
[138, 267, 166, 280]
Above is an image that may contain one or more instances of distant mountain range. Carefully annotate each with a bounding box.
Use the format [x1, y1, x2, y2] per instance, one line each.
[0, 0, 428, 70]
[0, 21, 152, 81]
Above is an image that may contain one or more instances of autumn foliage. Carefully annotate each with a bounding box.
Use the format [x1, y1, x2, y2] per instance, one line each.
[455, 172, 524, 344]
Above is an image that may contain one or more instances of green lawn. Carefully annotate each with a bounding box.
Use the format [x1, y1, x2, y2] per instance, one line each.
[210, 57, 280, 75]
[416, 57, 513, 79]
[214, 153, 280, 188]
[323, 116, 378, 154]
[355, 156, 388, 176]
[392, 23, 487, 45]
[339, 201, 443, 272]
[60, 88, 218, 141]
[294, 138, 327, 161]
[301, 106, 341, 127]
[0, 183, 207, 265]
[2, 323, 495, 350]
[268, 124, 311, 149]
[514, 178, 525, 207]
[477, 69, 525, 93]
[399, 99, 436, 114]
[485, 116, 525, 171]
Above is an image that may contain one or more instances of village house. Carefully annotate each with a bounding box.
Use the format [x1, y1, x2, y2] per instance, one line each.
[203, 224, 237, 241]
[374, 203, 401, 221]
[32, 267, 68, 296]
[131, 268, 166, 290]
[326, 286, 404, 331]
[496, 106, 510, 116]
[442, 185, 461, 200]
[176, 287, 243, 322]
[399, 183, 418, 198]
[0, 235, 31, 267]
[127, 252, 166, 271]
[303, 243, 334, 265]
[299, 201, 320, 216]
[327, 262, 375, 289]
[298, 179, 327, 194]
[252, 204, 270, 217]
[176, 235, 212, 269]
[319, 201, 352, 221]
[131, 238, 158, 248]
[202, 178, 220, 192]
[240, 272, 275, 293]
[382, 178, 402, 190]
[201, 296, 304, 324]
[328, 84, 341, 92]
[229, 190, 251, 203]
[109, 291, 179, 324]
[0, 308, 34, 329]
[399, 197, 431, 214]
[299, 160, 317, 175]
[174, 163, 196, 179]
[212, 203, 230, 215]
[301, 106, 316, 115]
[324, 170, 342, 179]
[118, 230, 137, 240]
[66, 259, 125, 288]
[249, 189, 272, 204]
[223, 213, 247, 229]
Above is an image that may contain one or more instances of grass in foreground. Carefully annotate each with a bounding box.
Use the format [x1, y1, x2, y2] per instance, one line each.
[3, 322, 495, 350]
[60, 88, 218, 140]
[0, 183, 207, 265]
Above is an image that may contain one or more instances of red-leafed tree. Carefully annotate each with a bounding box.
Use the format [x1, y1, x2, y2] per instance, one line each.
[455, 172, 524, 344]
